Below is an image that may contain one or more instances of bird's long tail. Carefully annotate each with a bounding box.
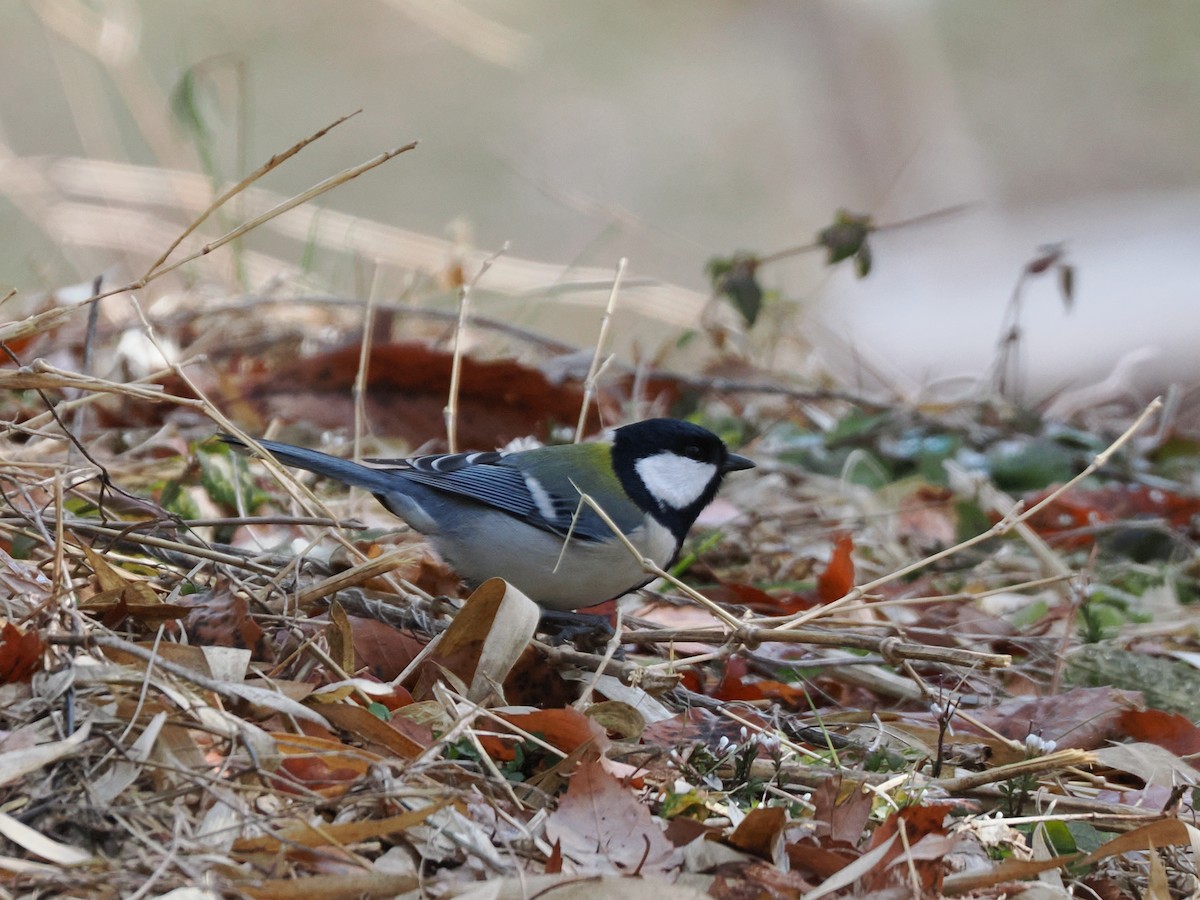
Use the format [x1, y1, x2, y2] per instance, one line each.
[219, 435, 402, 493]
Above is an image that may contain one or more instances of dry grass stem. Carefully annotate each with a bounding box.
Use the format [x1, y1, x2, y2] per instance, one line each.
[574, 257, 626, 441]
[140, 142, 420, 286]
[0, 138, 417, 350]
[444, 244, 507, 453]
[352, 268, 385, 465]
[144, 111, 363, 276]
[935, 748, 1096, 792]
[290, 549, 417, 606]
[23, 518, 277, 574]
[621, 626, 1010, 669]
[0, 362, 202, 407]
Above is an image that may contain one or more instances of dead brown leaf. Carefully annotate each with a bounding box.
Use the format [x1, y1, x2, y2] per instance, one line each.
[544, 758, 678, 875]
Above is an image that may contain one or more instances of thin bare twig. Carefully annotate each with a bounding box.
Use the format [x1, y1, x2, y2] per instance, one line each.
[445, 244, 507, 453]
[574, 257, 625, 441]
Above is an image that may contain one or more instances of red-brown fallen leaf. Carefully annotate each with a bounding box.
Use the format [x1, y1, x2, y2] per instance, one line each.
[0, 622, 44, 683]
[725, 806, 787, 862]
[713, 655, 807, 707]
[706, 581, 813, 617]
[175, 584, 271, 661]
[78, 544, 192, 626]
[266, 733, 381, 798]
[319, 702, 427, 759]
[503, 645, 580, 708]
[786, 838, 859, 881]
[710, 860, 817, 898]
[816, 534, 855, 603]
[411, 579, 539, 703]
[575, 597, 617, 622]
[244, 342, 604, 448]
[544, 757, 677, 875]
[874, 833, 957, 895]
[662, 816, 720, 848]
[676, 669, 704, 695]
[80, 590, 193, 625]
[810, 774, 873, 847]
[545, 839, 563, 875]
[965, 686, 1141, 750]
[866, 801, 953, 851]
[371, 684, 415, 712]
[346, 616, 426, 683]
[862, 802, 956, 894]
[478, 706, 608, 763]
[1017, 483, 1200, 549]
[1118, 707, 1200, 760]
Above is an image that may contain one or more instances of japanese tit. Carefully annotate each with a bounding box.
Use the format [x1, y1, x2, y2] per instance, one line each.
[220, 418, 754, 610]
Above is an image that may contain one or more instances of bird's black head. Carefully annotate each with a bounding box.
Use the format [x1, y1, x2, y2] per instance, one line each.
[611, 418, 754, 542]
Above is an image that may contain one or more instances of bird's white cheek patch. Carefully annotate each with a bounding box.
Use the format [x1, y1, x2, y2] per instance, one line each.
[635, 454, 717, 509]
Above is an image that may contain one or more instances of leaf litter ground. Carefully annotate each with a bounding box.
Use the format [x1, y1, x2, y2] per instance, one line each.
[4, 213, 1200, 898]
[5, 323, 1200, 899]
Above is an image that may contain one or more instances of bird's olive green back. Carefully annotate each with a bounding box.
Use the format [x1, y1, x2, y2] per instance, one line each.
[505, 441, 644, 535]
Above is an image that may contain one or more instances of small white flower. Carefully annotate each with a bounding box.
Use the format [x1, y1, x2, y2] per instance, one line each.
[1024, 733, 1057, 755]
[757, 732, 781, 754]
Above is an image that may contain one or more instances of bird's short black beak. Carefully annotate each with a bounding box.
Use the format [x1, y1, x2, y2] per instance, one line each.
[722, 452, 755, 473]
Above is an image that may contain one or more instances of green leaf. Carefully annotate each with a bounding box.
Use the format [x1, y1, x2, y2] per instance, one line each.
[825, 409, 892, 446]
[854, 241, 872, 278]
[367, 702, 392, 721]
[707, 253, 763, 326]
[1062, 822, 1111, 858]
[160, 479, 201, 520]
[1039, 819, 1077, 855]
[986, 438, 1076, 492]
[953, 499, 992, 543]
[169, 68, 205, 136]
[198, 443, 269, 513]
[817, 209, 874, 267]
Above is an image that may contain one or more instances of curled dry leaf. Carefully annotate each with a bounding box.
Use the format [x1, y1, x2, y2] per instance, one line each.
[0, 812, 93, 866]
[0, 723, 92, 790]
[412, 578, 539, 703]
[265, 732, 384, 798]
[725, 805, 787, 863]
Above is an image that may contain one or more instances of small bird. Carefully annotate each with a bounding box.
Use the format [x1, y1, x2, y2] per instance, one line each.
[221, 419, 754, 610]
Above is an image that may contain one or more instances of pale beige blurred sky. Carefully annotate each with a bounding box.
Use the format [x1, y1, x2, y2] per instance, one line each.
[1, 1, 1198, 399]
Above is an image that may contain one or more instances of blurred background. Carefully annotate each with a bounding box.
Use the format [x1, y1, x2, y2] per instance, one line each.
[1, 0, 1198, 405]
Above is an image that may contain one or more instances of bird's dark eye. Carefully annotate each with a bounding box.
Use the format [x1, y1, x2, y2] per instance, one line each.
[682, 444, 704, 460]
